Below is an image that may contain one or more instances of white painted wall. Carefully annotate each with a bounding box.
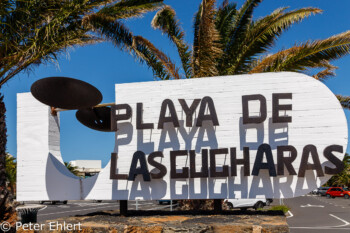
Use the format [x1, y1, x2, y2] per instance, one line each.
[16, 72, 348, 201]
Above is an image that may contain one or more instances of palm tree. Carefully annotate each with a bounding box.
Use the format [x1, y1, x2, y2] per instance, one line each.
[64, 162, 80, 177]
[0, 0, 164, 222]
[325, 154, 350, 187]
[132, 0, 350, 210]
[0, 0, 165, 86]
[0, 93, 9, 218]
[134, 0, 350, 107]
[5, 154, 16, 195]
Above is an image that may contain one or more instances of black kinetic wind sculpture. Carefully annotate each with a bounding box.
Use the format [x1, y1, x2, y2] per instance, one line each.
[31, 77, 114, 132]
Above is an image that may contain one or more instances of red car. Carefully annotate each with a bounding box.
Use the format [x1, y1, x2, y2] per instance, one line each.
[326, 187, 350, 199]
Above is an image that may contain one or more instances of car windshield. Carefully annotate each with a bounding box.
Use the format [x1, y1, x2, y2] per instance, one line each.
[343, 188, 348, 191]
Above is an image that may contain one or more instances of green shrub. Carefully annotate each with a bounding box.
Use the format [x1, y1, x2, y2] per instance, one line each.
[269, 205, 290, 214]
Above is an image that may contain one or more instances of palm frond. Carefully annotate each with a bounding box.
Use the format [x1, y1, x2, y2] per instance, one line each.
[97, 0, 164, 19]
[83, 14, 133, 49]
[152, 6, 192, 78]
[5, 153, 16, 190]
[0, 35, 100, 87]
[219, 0, 262, 74]
[250, 31, 350, 74]
[132, 37, 179, 80]
[0, 0, 12, 17]
[312, 61, 337, 81]
[232, 0, 262, 34]
[215, 0, 237, 46]
[64, 162, 80, 176]
[192, 0, 222, 78]
[337, 95, 350, 110]
[192, 2, 203, 75]
[133, 36, 180, 79]
[251, 7, 321, 52]
[1, 0, 164, 86]
[224, 7, 321, 74]
[225, 0, 262, 50]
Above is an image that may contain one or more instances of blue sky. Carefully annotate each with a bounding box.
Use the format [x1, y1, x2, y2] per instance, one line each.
[3, 0, 350, 167]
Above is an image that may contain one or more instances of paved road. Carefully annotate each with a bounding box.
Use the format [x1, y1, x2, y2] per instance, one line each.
[285, 195, 350, 233]
[28, 195, 350, 232]
[35, 200, 177, 222]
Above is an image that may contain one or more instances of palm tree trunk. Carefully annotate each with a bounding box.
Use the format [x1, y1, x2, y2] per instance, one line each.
[0, 89, 14, 222]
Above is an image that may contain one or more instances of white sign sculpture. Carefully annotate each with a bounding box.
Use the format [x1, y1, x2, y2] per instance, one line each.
[17, 72, 348, 201]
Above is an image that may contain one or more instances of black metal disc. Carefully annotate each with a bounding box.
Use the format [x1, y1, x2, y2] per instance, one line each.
[76, 107, 113, 132]
[31, 77, 102, 109]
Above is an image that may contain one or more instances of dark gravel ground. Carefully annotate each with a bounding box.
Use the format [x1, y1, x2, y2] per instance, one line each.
[27, 209, 289, 233]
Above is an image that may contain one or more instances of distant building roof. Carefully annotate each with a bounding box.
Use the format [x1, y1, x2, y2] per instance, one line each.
[70, 160, 101, 170]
